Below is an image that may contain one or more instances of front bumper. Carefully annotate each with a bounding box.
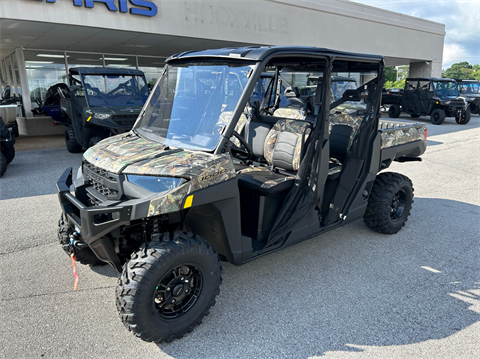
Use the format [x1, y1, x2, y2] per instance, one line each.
[56, 167, 132, 271]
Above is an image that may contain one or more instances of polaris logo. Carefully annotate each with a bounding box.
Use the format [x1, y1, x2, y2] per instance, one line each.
[34, 0, 158, 17]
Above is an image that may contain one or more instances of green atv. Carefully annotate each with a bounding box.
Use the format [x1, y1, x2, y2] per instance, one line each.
[57, 46, 427, 343]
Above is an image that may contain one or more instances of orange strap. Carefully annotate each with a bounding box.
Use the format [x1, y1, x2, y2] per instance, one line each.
[71, 253, 79, 291]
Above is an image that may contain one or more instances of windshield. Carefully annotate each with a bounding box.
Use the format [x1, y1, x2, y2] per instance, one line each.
[135, 62, 252, 151]
[459, 82, 480, 94]
[433, 81, 459, 97]
[82, 74, 148, 107]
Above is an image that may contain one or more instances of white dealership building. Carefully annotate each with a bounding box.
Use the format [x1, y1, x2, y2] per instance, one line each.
[0, 0, 445, 135]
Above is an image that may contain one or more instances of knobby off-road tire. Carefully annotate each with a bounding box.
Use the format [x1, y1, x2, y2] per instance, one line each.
[0, 152, 7, 177]
[88, 136, 103, 148]
[116, 232, 222, 343]
[57, 213, 105, 266]
[430, 109, 446, 125]
[364, 172, 414, 234]
[455, 108, 471, 125]
[65, 126, 82, 153]
[2, 143, 15, 164]
[388, 104, 401, 118]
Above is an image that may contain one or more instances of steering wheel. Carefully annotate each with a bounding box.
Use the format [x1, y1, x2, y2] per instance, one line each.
[230, 131, 253, 161]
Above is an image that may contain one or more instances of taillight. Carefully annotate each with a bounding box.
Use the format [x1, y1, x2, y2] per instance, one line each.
[424, 128, 428, 141]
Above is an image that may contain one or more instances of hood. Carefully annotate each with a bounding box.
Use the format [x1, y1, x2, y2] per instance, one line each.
[83, 133, 236, 184]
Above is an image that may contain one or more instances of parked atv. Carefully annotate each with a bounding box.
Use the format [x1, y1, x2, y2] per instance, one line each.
[0, 116, 15, 177]
[388, 77, 470, 125]
[58, 67, 149, 152]
[457, 79, 480, 115]
[57, 46, 427, 343]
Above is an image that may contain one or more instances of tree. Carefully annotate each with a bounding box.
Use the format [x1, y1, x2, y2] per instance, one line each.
[385, 67, 397, 82]
[442, 61, 475, 80]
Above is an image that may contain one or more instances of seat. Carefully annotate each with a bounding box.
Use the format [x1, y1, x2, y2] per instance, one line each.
[237, 118, 311, 195]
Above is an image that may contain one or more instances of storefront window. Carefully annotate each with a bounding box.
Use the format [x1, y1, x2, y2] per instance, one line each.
[138, 56, 165, 86]
[12, 52, 22, 96]
[104, 55, 136, 69]
[24, 50, 68, 111]
[67, 52, 104, 68]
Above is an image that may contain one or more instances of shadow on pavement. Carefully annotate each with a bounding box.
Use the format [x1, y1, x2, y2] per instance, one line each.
[155, 197, 479, 358]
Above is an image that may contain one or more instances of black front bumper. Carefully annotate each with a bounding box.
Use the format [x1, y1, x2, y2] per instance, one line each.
[56, 167, 132, 271]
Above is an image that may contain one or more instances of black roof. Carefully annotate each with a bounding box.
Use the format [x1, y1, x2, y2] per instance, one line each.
[69, 67, 145, 76]
[166, 46, 384, 64]
[406, 77, 456, 82]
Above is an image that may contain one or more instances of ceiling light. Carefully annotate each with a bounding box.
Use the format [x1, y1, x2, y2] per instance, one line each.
[104, 57, 128, 61]
[26, 61, 54, 64]
[37, 54, 68, 58]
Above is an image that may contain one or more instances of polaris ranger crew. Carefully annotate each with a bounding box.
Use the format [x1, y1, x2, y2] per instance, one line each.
[57, 46, 427, 343]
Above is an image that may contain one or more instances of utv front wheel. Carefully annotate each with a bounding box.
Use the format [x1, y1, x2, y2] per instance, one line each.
[0, 153, 7, 177]
[455, 108, 471, 125]
[430, 109, 446, 125]
[65, 126, 82, 153]
[388, 104, 401, 118]
[116, 232, 222, 343]
[364, 172, 414, 234]
[57, 213, 105, 266]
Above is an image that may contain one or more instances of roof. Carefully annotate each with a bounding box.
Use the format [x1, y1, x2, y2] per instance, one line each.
[69, 67, 145, 76]
[166, 46, 384, 64]
[406, 77, 456, 82]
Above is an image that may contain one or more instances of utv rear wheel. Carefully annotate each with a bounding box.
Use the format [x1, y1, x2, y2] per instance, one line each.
[455, 108, 471, 125]
[364, 172, 414, 234]
[116, 232, 222, 343]
[65, 126, 82, 153]
[388, 104, 401, 118]
[0, 153, 7, 177]
[430, 109, 446, 125]
[57, 213, 105, 266]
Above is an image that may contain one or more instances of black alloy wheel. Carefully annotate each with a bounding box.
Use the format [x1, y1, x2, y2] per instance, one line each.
[154, 264, 203, 319]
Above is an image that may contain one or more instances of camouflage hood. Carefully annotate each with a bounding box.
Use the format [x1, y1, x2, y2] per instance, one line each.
[84, 133, 236, 179]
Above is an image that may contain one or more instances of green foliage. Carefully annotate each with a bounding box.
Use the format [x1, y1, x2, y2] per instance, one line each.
[385, 67, 397, 82]
[384, 79, 406, 89]
[442, 61, 479, 80]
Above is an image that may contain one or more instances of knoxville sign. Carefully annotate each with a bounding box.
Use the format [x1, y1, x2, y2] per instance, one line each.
[33, 0, 158, 17]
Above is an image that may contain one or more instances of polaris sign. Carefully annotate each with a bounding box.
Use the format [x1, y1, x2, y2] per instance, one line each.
[34, 0, 158, 17]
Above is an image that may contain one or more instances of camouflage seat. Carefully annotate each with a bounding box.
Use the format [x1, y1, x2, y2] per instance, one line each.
[237, 119, 311, 196]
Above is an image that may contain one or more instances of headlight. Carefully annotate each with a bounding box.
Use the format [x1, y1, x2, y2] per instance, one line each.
[94, 113, 112, 120]
[127, 175, 186, 193]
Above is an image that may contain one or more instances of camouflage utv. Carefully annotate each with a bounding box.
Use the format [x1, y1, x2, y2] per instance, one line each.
[57, 46, 427, 343]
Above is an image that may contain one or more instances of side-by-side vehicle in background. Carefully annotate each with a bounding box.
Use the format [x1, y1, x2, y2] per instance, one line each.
[386, 77, 470, 125]
[56, 46, 427, 343]
[39, 67, 149, 152]
[457, 79, 480, 115]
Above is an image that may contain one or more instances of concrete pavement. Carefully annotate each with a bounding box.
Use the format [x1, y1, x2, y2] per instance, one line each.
[0, 114, 479, 358]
